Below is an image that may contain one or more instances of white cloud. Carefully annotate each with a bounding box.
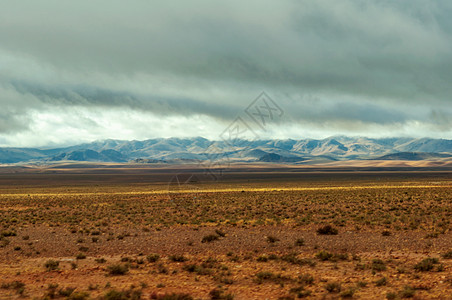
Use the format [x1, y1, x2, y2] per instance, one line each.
[0, 0, 452, 146]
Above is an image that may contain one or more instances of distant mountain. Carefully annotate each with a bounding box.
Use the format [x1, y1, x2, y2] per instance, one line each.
[374, 152, 452, 161]
[49, 149, 127, 162]
[1, 137, 452, 164]
[258, 153, 304, 163]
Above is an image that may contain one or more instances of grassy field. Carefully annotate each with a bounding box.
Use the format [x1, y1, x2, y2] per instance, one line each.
[0, 168, 451, 299]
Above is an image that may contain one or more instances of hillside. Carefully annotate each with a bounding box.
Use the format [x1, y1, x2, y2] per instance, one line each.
[1, 137, 452, 164]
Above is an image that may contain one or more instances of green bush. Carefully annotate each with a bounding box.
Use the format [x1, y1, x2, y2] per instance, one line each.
[150, 292, 194, 300]
[371, 259, 387, 272]
[76, 253, 86, 260]
[325, 282, 341, 293]
[375, 277, 387, 286]
[294, 238, 305, 246]
[44, 260, 59, 271]
[209, 288, 234, 300]
[107, 264, 129, 275]
[441, 251, 452, 259]
[317, 225, 338, 235]
[169, 255, 188, 262]
[202, 234, 219, 243]
[147, 254, 160, 263]
[316, 250, 333, 261]
[69, 291, 90, 300]
[414, 258, 439, 272]
[266, 236, 279, 243]
[400, 285, 415, 298]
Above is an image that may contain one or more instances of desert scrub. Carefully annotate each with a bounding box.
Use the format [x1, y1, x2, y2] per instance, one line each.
[79, 246, 89, 252]
[280, 253, 316, 267]
[215, 229, 226, 237]
[442, 251, 452, 259]
[103, 288, 141, 300]
[44, 260, 59, 271]
[297, 274, 314, 285]
[294, 238, 305, 246]
[103, 289, 126, 300]
[0, 236, 10, 248]
[107, 264, 129, 275]
[1, 281, 25, 290]
[58, 287, 76, 297]
[146, 254, 160, 263]
[183, 264, 211, 275]
[76, 253, 86, 260]
[68, 291, 90, 300]
[202, 234, 219, 243]
[316, 250, 333, 261]
[209, 288, 234, 300]
[1, 230, 17, 237]
[169, 255, 188, 262]
[150, 292, 193, 299]
[399, 285, 415, 298]
[317, 225, 338, 235]
[325, 282, 341, 293]
[266, 235, 279, 243]
[371, 259, 387, 272]
[339, 288, 355, 298]
[356, 281, 367, 288]
[372, 276, 387, 287]
[386, 292, 397, 300]
[0, 281, 25, 295]
[289, 285, 312, 298]
[414, 257, 441, 272]
[255, 271, 291, 284]
[256, 255, 269, 262]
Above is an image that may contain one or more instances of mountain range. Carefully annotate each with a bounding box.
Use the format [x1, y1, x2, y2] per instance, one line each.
[1, 137, 452, 164]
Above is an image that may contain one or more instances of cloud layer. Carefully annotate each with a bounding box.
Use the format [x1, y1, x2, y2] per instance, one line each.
[1, 0, 452, 147]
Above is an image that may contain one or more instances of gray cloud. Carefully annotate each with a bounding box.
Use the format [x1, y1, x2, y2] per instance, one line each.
[0, 0, 451, 145]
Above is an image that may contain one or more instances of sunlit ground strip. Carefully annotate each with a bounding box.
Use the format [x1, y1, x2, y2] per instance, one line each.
[0, 184, 451, 197]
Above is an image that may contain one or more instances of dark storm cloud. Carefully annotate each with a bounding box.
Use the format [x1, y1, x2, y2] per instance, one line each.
[0, 0, 451, 142]
[7, 79, 239, 120]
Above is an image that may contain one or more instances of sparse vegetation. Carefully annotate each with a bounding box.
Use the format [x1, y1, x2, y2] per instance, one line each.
[414, 258, 440, 272]
[107, 264, 129, 275]
[316, 250, 333, 261]
[375, 277, 388, 286]
[44, 260, 59, 271]
[317, 225, 338, 235]
[400, 285, 415, 298]
[371, 259, 387, 272]
[0, 173, 451, 299]
[169, 255, 188, 262]
[147, 254, 160, 263]
[202, 234, 219, 243]
[266, 235, 279, 243]
[209, 288, 234, 300]
[442, 251, 452, 259]
[294, 238, 305, 246]
[150, 292, 194, 300]
[325, 282, 341, 293]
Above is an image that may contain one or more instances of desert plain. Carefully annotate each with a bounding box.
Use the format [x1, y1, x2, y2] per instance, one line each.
[0, 165, 451, 299]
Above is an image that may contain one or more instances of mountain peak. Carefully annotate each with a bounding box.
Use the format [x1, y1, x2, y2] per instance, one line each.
[0, 137, 451, 164]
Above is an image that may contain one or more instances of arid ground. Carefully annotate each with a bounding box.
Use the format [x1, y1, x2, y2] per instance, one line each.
[0, 166, 451, 299]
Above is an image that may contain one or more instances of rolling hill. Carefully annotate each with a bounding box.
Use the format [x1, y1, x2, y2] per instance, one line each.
[0, 137, 451, 164]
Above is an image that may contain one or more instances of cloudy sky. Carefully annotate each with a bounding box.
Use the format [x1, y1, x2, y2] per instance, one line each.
[1, 0, 452, 147]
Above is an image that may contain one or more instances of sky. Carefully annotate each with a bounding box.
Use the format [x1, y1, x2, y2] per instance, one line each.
[1, 0, 452, 147]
